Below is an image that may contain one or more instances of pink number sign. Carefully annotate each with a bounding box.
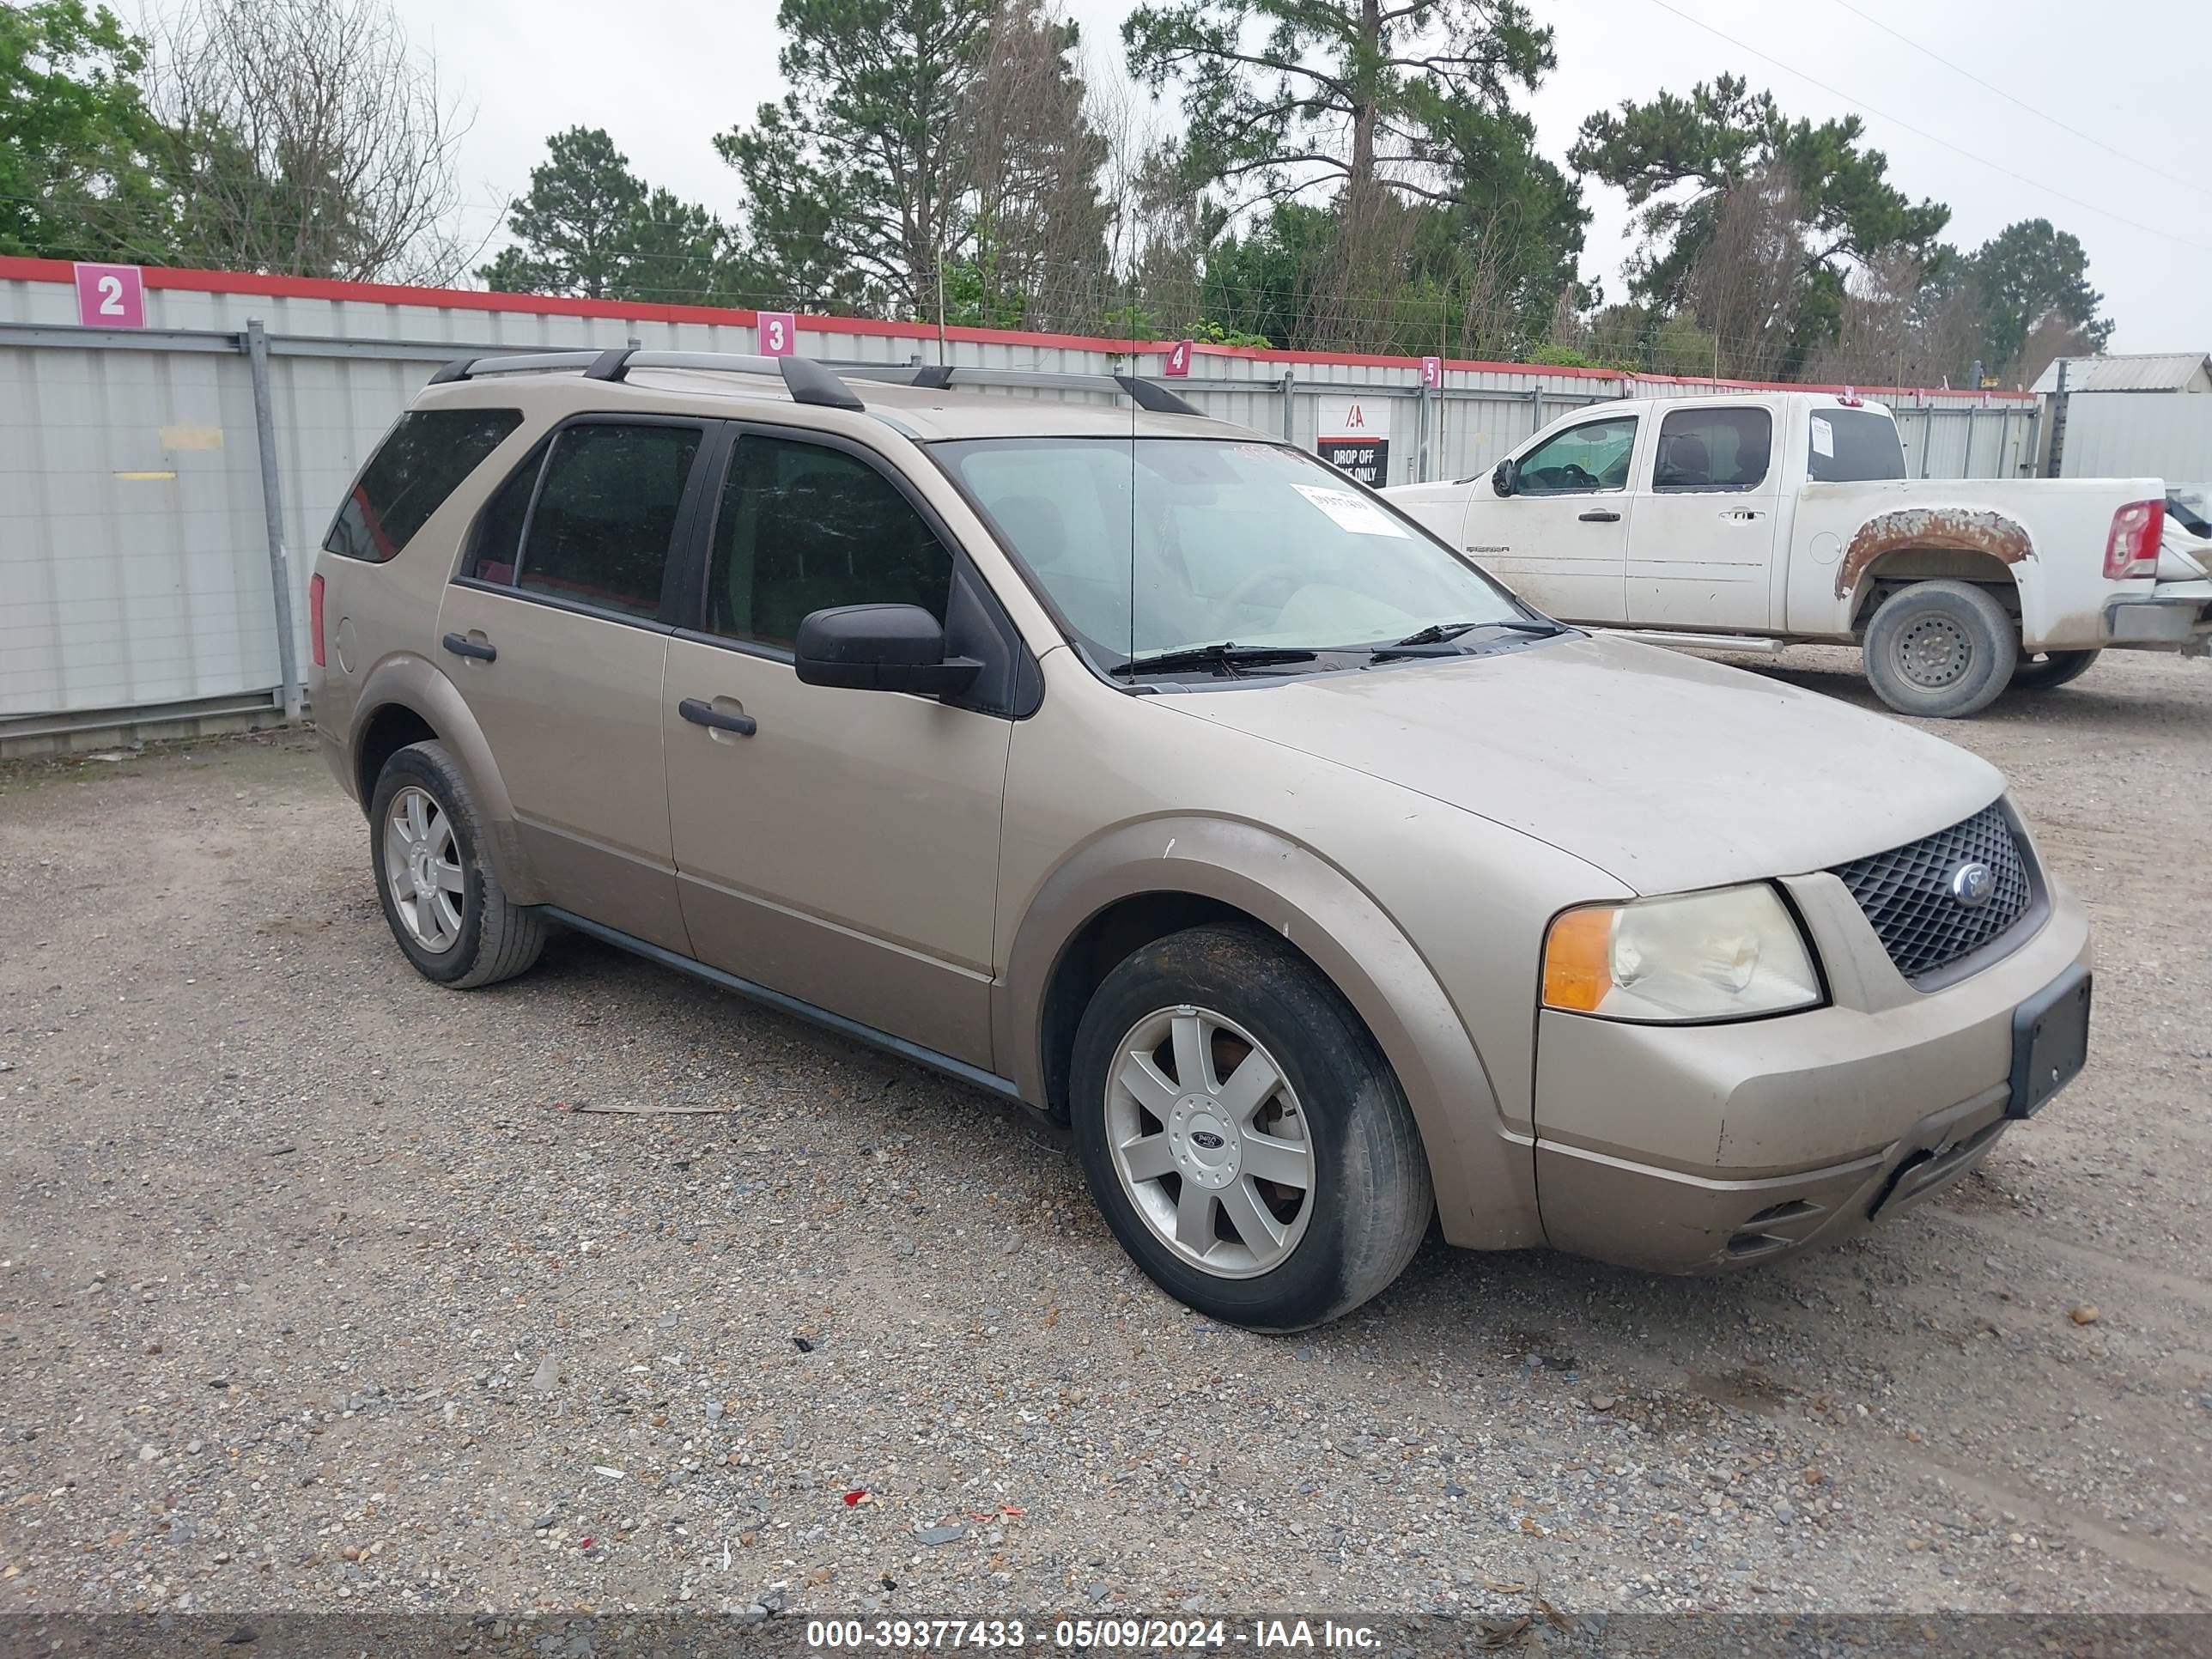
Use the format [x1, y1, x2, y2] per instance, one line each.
[74, 263, 146, 329]
[1419, 356, 1443, 389]
[1162, 339, 1194, 378]
[757, 311, 798, 357]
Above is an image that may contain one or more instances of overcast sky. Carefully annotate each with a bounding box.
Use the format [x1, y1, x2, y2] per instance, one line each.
[386, 0, 2210, 354]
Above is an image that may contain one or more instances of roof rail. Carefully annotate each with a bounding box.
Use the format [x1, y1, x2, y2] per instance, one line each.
[830, 362, 1206, 416]
[423, 349, 1206, 417]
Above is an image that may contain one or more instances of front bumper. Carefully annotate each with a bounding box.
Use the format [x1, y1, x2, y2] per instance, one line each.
[1532, 877, 2092, 1273]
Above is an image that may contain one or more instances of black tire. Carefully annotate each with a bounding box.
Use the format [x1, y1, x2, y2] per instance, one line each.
[367, 739, 545, 988]
[2010, 647, 2100, 691]
[1862, 580, 2019, 719]
[1068, 922, 1432, 1331]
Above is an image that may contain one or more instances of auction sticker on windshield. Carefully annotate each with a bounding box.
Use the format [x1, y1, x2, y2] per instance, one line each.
[1292, 482, 1409, 538]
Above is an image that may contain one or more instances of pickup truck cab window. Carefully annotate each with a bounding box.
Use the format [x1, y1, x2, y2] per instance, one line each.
[1653, 406, 1771, 492]
[1808, 408, 1909, 482]
[1514, 416, 1637, 494]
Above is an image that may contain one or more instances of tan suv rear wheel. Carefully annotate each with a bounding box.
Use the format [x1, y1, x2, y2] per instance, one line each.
[368, 740, 546, 988]
[1069, 923, 1432, 1330]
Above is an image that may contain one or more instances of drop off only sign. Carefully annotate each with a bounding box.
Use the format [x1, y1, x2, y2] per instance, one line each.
[1316, 396, 1391, 485]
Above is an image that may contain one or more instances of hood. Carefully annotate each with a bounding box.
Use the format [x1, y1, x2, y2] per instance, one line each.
[1163, 634, 2002, 896]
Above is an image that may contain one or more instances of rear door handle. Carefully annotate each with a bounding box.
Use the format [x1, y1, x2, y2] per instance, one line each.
[679, 697, 757, 738]
[441, 632, 495, 662]
[1577, 508, 1621, 523]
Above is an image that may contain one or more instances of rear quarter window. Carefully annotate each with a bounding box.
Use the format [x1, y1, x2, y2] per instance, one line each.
[1808, 409, 1907, 482]
[324, 408, 523, 562]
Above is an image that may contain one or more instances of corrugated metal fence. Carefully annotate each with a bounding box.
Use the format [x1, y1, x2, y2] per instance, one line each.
[0, 260, 2039, 745]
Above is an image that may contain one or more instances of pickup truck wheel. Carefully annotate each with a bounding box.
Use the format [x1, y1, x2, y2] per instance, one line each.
[2010, 648, 2100, 690]
[1069, 922, 1433, 1332]
[368, 740, 546, 988]
[1863, 580, 2019, 719]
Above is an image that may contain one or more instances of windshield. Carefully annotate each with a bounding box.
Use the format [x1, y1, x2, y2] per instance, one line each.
[1807, 407, 1907, 482]
[934, 437, 1524, 665]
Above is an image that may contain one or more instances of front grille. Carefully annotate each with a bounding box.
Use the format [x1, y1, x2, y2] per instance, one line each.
[1830, 801, 2033, 982]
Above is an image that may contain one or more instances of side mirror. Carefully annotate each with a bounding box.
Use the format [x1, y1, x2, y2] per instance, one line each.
[793, 604, 981, 696]
[1492, 458, 1517, 497]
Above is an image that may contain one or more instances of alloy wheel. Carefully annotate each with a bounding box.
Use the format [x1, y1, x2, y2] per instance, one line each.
[1103, 1005, 1314, 1277]
[382, 785, 465, 953]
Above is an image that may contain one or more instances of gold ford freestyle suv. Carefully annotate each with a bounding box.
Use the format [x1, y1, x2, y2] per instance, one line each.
[310, 349, 2094, 1329]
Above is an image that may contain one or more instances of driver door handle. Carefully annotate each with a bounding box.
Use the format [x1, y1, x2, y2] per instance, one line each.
[1577, 508, 1621, 523]
[679, 697, 757, 738]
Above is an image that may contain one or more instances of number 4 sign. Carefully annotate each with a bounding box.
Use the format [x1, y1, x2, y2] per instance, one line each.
[74, 263, 146, 329]
[1162, 339, 1194, 378]
[757, 311, 798, 357]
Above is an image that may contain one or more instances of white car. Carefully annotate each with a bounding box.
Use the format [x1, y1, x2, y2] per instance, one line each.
[1386, 391, 2211, 715]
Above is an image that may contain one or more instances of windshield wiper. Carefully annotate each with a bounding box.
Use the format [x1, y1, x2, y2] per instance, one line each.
[1388, 618, 1564, 648]
[1110, 642, 1320, 678]
[1368, 618, 1570, 662]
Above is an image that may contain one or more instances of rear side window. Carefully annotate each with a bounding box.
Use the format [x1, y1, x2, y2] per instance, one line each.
[707, 434, 952, 652]
[463, 443, 545, 586]
[1653, 407, 1771, 491]
[514, 423, 702, 619]
[1808, 408, 1907, 482]
[324, 408, 521, 562]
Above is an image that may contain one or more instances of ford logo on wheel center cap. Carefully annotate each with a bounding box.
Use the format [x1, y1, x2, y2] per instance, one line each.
[1190, 1130, 1227, 1150]
[1948, 861, 1996, 908]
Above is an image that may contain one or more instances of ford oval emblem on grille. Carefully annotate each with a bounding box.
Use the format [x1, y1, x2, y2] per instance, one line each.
[1948, 861, 1996, 908]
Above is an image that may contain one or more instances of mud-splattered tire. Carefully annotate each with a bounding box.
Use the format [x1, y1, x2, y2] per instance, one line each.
[1069, 922, 1432, 1331]
[2010, 648, 2100, 691]
[368, 739, 545, 988]
[1863, 580, 2019, 719]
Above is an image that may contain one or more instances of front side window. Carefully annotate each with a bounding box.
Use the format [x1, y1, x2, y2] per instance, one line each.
[1653, 407, 1772, 491]
[324, 407, 521, 562]
[513, 423, 701, 618]
[1516, 416, 1638, 494]
[937, 437, 1524, 664]
[708, 434, 953, 652]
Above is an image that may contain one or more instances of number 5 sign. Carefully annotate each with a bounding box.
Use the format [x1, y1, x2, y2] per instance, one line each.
[757, 311, 798, 357]
[1419, 356, 1443, 389]
[75, 263, 146, 329]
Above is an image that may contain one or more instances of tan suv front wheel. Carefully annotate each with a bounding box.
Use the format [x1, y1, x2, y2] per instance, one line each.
[1069, 923, 1434, 1330]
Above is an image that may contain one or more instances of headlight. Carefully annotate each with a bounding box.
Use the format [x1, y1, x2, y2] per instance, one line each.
[1542, 884, 1822, 1023]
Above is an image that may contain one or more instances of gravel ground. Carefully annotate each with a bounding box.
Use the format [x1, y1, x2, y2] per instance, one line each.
[2, 647, 2209, 1623]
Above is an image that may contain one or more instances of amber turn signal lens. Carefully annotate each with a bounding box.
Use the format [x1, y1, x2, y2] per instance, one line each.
[1541, 905, 1616, 1014]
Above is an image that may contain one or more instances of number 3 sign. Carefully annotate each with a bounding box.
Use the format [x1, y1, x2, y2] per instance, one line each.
[74, 263, 146, 329]
[757, 311, 798, 357]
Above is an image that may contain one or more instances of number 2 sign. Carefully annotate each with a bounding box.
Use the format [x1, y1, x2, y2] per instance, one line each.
[74, 263, 146, 329]
[757, 311, 798, 357]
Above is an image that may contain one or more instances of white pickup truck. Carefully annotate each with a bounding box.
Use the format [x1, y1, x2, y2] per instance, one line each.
[1384, 391, 2212, 716]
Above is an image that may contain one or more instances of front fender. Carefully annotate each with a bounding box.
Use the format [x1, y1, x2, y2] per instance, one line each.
[348, 653, 546, 906]
[998, 815, 1542, 1251]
